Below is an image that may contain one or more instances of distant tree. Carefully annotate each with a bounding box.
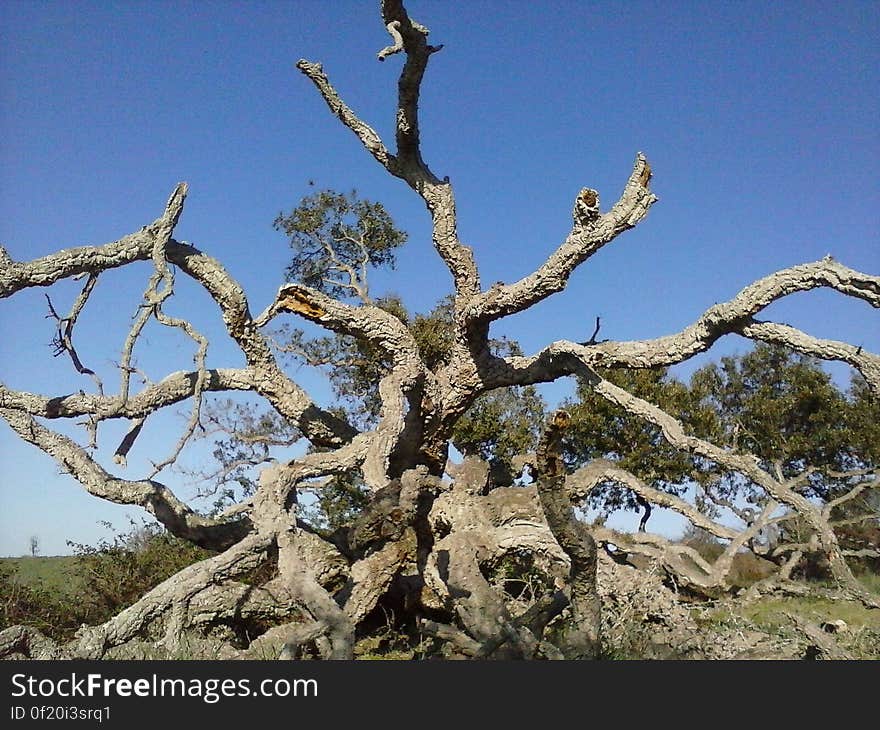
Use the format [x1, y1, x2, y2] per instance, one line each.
[562, 345, 878, 584]
[274, 187, 407, 304]
[561, 366, 712, 528]
[688, 345, 879, 578]
[28, 536, 39, 558]
[690, 344, 875, 493]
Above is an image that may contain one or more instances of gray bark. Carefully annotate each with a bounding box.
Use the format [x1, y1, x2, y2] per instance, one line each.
[534, 411, 601, 659]
[1, 0, 876, 661]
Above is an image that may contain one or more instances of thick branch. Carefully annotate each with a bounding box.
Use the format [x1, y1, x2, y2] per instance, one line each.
[255, 283, 421, 369]
[485, 259, 880, 390]
[297, 3, 479, 297]
[257, 282, 441, 487]
[534, 410, 601, 659]
[567, 459, 740, 542]
[0, 194, 356, 447]
[165, 241, 356, 446]
[73, 532, 272, 657]
[0, 369, 252, 421]
[579, 368, 878, 606]
[295, 60, 395, 170]
[740, 319, 880, 393]
[0, 407, 250, 549]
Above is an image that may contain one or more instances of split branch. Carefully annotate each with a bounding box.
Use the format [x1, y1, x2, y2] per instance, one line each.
[468, 154, 657, 323]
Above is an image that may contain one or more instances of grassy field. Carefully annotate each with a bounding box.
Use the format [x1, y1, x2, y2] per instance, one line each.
[858, 571, 880, 595]
[0, 555, 84, 595]
[736, 594, 880, 631]
[3, 554, 878, 605]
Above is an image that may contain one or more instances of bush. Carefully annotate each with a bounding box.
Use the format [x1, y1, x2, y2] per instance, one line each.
[1, 521, 212, 641]
[0, 565, 79, 639]
[68, 520, 212, 625]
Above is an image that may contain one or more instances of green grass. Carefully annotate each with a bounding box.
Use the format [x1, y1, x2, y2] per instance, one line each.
[737, 595, 880, 631]
[696, 572, 880, 633]
[0, 556, 83, 595]
[857, 571, 880, 596]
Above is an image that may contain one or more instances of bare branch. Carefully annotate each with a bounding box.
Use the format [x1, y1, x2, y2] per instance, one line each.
[295, 60, 395, 170]
[1, 186, 356, 447]
[567, 459, 740, 542]
[112, 417, 144, 467]
[823, 477, 878, 518]
[469, 154, 657, 323]
[377, 20, 404, 61]
[0, 407, 250, 550]
[534, 410, 600, 658]
[145, 309, 209, 477]
[1, 231, 168, 298]
[485, 259, 880, 390]
[740, 319, 880, 393]
[255, 283, 420, 367]
[298, 5, 479, 297]
[44, 274, 104, 394]
[0, 369, 253, 421]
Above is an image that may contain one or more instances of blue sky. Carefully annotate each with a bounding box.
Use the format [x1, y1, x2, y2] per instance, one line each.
[1, 0, 878, 555]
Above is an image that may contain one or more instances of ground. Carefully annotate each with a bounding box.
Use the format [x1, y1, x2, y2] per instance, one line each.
[3, 554, 876, 660]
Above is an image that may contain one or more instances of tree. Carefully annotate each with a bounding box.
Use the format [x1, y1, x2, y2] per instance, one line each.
[561, 347, 879, 587]
[687, 346, 880, 579]
[28, 536, 40, 558]
[561, 366, 711, 529]
[0, 1, 877, 660]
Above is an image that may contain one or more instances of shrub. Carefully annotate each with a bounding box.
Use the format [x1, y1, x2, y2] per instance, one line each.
[0, 565, 79, 639]
[67, 520, 212, 625]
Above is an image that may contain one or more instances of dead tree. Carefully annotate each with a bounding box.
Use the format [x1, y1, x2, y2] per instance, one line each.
[1, 0, 877, 660]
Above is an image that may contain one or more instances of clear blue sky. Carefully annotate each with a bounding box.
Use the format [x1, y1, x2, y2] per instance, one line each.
[1, 1, 878, 555]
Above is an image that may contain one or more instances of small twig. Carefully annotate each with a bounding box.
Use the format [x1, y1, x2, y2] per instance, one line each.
[580, 316, 601, 346]
[44, 274, 104, 395]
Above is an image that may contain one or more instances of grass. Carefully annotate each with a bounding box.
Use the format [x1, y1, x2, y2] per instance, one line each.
[737, 595, 880, 631]
[857, 571, 880, 596]
[5, 554, 879, 659]
[700, 571, 880, 633]
[0, 556, 83, 595]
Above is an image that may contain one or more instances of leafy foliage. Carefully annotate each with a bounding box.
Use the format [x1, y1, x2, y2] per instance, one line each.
[274, 188, 407, 301]
[299, 470, 371, 532]
[0, 564, 76, 639]
[688, 346, 878, 565]
[561, 347, 878, 555]
[1, 522, 210, 640]
[689, 344, 876, 494]
[562, 366, 710, 511]
[67, 521, 211, 626]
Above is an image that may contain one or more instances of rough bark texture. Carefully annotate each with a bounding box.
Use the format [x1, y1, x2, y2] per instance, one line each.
[534, 411, 601, 658]
[1, 0, 877, 660]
